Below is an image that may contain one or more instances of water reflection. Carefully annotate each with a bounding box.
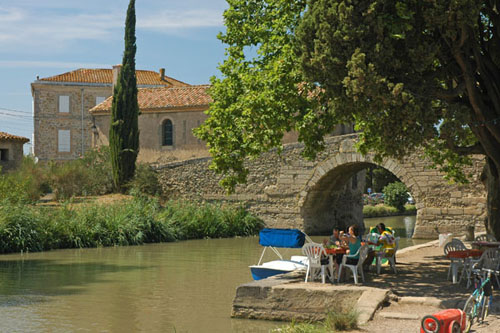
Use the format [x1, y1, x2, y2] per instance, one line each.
[0, 215, 424, 332]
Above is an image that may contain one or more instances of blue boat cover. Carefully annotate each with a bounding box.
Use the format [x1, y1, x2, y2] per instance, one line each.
[259, 228, 305, 248]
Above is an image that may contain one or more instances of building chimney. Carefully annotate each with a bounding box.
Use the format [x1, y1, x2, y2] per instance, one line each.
[159, 68, 165, 81]
[112, 64, 122, 91]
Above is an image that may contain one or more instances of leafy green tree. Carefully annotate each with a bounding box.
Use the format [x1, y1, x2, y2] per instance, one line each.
[296, 0, 500, 238]
[365, 167, 399, 193]
[383, 182, 409, 212]
[196, 0, 500, 239]
[194, 0, 316, 190]
[109, 0, 139, 192]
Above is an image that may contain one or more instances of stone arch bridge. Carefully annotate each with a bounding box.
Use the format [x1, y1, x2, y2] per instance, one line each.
[157, 134, 486, 238]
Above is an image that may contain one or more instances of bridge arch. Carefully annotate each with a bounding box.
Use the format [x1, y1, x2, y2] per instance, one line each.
[156, 134, 486, 239]
[298, 151, 424, 234]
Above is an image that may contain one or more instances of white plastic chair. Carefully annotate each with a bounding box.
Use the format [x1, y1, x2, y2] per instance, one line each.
[443, 241, 467, 283]
[467, 248, 500, 288]
[376, 237, 399, 274]
[451, 238, 468, 248]
[302, 243, 328, 283]
[337, 244, 369, 284]
[475, 234, 497, 242]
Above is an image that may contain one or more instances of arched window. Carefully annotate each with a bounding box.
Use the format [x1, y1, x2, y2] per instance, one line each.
[163, 119, 173, 146]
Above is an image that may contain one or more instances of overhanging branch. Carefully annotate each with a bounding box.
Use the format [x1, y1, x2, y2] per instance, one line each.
[452, 143, 485, 155]
[433, 82, 466, 102]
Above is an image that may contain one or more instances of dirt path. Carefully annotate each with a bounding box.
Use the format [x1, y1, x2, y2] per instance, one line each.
[349, 241, 500, 332]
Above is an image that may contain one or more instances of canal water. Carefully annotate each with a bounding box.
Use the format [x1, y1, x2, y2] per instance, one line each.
[0, 215, 425, 332]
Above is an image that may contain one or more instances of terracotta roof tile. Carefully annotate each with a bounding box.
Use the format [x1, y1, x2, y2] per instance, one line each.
[90, 85, 211, 113]
[39, 68, 189, 87]
[0, 132, 30, 143]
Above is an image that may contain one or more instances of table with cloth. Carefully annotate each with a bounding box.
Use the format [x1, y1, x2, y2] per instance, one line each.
[324, 247, 347, 282]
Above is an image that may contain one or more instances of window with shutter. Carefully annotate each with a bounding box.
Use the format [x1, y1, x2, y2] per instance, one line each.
[58, 130, 71, 152]
[162, 119, 173, 146]
[59, 95, 69, 113]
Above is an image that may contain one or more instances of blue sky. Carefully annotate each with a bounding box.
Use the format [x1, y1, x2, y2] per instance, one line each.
[0, 0, 228, 152]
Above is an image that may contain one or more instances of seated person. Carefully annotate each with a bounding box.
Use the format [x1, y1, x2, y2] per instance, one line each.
[376, 223, 396, 255]
[323, 227, 341, 247]
[369, 224, 394, 235]
[336, 225, 362, 269]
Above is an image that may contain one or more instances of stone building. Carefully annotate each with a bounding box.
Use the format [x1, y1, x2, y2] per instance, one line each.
[31, 66, 188, 161]
[89, 85, 211, 151]
[0, 132, 29, 172]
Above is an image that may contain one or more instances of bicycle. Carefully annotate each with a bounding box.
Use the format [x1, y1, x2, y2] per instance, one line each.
[462, 267, 499, 332]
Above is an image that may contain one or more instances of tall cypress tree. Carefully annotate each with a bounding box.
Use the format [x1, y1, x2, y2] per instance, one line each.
[109, 0, 139, 192]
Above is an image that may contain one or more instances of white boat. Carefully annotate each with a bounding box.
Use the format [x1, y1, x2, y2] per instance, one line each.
[249, 229, 308, 280]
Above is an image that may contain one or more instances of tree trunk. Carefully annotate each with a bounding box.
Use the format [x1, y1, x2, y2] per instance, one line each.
[482, 158, 500, 240]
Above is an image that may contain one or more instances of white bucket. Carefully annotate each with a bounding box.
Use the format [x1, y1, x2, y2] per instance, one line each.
[439, 233, 453, 247]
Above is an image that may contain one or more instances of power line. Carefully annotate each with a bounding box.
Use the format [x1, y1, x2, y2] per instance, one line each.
[0, 111, 32, 119]
[0, 107, 31, 114]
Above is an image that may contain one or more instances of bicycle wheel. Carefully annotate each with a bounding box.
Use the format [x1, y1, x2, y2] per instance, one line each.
[463, 295, 477, 333]
[476, 293, 485, 324]
[421, 315, 441, 333]
[480, 295, 491, 322]
[481, 280, 493, 321]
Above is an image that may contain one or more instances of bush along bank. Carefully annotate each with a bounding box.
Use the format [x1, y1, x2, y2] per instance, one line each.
[363, 204, 416, 218]
[0, 196, 264, 254]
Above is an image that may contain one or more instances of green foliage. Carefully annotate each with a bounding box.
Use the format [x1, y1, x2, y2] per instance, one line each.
[295, 0, 500, 237]
[79, 146, 114, 194]
[324, 306, 358, 331]
[363, 204, 398, 217]
[48, 147, 113, 200]
[365, 167, 399, 193]
[0, 197, 264, 254]
[197, 0, 500, 238]
[271, 306, 358, 332]
[109, 0, 139, 192]
[362, 204, 415, 218]
[271, 321, 324, 333]
[128, 163, 162, 196]
[194, 0, 316, 191]
[0, 156, 48, 204]
[383, 182, 409, 212]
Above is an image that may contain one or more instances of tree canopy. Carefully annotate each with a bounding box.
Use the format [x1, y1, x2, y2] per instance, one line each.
[195, 0, 500, 238]
[109, 0, 140, 192]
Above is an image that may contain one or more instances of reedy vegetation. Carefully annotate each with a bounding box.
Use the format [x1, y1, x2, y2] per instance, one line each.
[0, 149, 264, 254]
[0, 196, 264, 254]
[272, 305, 358, 332]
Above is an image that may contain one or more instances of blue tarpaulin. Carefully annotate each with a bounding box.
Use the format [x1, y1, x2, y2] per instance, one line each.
[259, 228, 305, 248]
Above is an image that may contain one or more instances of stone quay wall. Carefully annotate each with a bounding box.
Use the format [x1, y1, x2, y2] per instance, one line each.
[156, 134, 487, 238]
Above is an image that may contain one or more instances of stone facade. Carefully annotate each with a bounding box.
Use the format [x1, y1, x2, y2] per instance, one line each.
[31, 83, 111, 161]
[156, 134, 487, 238]
[92, 107, 208, 151]
[31, 67, 188, 161]
[0, 132, 29, 172]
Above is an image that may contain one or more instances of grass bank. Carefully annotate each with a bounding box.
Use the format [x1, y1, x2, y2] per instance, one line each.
[0, 196, 264, 254]
[272, 307, 358, 332]
[363, 204, 416, 218]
